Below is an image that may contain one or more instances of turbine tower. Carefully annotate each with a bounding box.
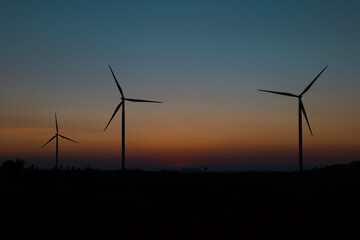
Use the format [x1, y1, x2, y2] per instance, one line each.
[258, 65, 328, 172]
[41, 113, 78, 169]
[104, 65, 162, 170]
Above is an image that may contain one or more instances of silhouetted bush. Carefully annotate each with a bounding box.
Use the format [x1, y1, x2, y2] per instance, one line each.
[1, 158, 25, 176]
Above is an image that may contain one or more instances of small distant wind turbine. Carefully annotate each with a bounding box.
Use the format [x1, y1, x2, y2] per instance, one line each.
[104, 65, 162, 170]
[258, 65, 328, 172]
[41, 113, 78, 169]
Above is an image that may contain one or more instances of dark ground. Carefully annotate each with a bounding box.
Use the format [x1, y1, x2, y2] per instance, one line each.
[1, 167, 360, 239]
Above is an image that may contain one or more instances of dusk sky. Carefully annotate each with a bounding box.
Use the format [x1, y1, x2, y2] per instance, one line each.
[1, 0, 359, 170]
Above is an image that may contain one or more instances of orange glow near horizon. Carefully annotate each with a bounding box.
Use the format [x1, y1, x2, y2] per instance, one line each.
[1, 108, 359, 170]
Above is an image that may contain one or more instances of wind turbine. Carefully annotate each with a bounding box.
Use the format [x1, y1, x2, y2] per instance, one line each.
[258, 65, 328, 172]
[41, 113, 78, 169]
[104, 65, 162, 170]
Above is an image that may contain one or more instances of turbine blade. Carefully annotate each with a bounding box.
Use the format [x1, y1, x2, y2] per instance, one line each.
[257, 89, 298, 97]
[125, 98, 163, 103]
[108, 65, 124, 98]
[41, 135, 56, 148]
[300, 100, 313, 136]
[59, 134, 78, 143]
[300, 65, 328, 96]
[55, 113, 58, 133]
[104, 101, 123, 131]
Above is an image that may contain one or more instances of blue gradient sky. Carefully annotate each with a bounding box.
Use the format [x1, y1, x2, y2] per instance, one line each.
[1, 0, 359, 170]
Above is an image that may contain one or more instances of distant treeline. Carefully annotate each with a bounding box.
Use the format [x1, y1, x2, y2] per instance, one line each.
[309, 160, 360, 175]
[2, 158, 360, 176]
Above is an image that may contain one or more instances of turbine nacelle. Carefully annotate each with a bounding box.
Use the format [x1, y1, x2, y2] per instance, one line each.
[104, 65, 162, 132]
[41, 113, 78, 148]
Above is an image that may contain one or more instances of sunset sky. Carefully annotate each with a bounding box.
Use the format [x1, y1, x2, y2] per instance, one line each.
[1, 0, 359, 170]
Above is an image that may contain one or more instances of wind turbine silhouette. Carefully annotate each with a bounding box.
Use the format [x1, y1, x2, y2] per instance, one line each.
[258, 65, 328, 172]
[41, 113, 78, 169]
[104, 65, 162, 170]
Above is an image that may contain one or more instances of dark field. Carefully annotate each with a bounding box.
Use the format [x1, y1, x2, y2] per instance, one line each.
[1, 169, 360, 239]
